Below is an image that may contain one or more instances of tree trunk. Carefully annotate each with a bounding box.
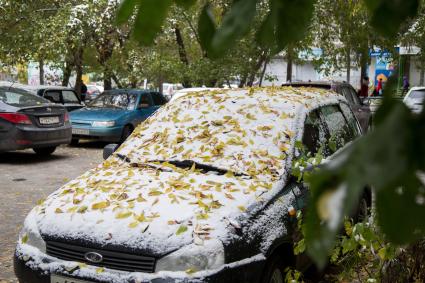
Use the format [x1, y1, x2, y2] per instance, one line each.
[259, 57, 270, 87]
[62, 61, 72, 87]
[248, 51, 269, 87]
[174, 25, 191, 87]
[39, 59, 45, 85]
[286, 56, 293, 83]
[420, 62, 425, 86]
[346, 48, 351, 83]
[112, 73, 123, 89]
[239, 73, 248, 88]
[74, 48, 84, 99]
[359, 49, 368, 88]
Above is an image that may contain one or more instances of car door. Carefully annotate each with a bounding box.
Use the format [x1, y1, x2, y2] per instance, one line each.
[134, 92, 156, 124]
[341, 85, 371, 133]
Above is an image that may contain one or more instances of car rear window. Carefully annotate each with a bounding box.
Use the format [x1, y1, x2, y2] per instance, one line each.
[62, 90, 80, 103]
[0, 88, 47, 107]
[44, 91, 62, 103]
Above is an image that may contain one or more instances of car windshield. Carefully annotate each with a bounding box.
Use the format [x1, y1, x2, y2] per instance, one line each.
[409, 90, 425, 99]
[88, 92, 137, 110]
[0, 88, 47, 107]
[114, 88, 331, 181]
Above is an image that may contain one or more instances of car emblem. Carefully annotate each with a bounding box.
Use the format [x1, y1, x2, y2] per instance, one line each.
[84, 252, 103, 263]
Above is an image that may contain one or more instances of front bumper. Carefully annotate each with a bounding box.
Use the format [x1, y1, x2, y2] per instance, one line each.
[14, 244, 266, 283]
[71, 125, 123, 142]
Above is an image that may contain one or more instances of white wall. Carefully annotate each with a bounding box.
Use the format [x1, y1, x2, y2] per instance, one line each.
[262, 58, 362, 88]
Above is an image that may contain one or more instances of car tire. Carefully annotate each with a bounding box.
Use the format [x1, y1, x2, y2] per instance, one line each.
[33, 146, 56, 156]
[120, 125, 133, 143]
[70, 138, 79, 146]
[261, 255, 286, 283]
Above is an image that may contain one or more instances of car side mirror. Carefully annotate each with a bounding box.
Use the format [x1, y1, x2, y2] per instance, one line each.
[103, 144, 119, 160]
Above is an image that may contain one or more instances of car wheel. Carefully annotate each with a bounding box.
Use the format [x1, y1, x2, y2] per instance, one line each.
[261, 255, 286, 283]
[120, 125, 133, 143]
[70, 138, 79, 146]
[33, 146, 56, 156]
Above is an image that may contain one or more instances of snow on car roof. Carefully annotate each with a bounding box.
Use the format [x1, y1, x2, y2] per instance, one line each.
[34, 87, 344, 255]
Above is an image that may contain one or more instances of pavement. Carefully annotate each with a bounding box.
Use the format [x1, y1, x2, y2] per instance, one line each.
[0, 142, 105, 282]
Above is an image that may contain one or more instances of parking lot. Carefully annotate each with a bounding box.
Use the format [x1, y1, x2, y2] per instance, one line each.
[0, 143, 104, 281]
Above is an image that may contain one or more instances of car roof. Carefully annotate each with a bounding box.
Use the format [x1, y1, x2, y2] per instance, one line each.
[282, 81, 351, 89]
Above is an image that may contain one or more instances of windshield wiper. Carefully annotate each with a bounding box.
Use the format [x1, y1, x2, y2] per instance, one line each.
[149, 160, 249, 177]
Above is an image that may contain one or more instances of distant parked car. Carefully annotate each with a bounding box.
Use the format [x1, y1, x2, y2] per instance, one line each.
[403, 86, 425, 113]
[0, 86, 71, 155]
[283, 81, 373, 133]
[171, 87, 220, 102]
[70, 89, 167, 144]
[86, 84, 104, 102]
[23, 85, 84, 112]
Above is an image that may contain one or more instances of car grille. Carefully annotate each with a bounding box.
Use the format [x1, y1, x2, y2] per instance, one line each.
[46, 241, 156, 273]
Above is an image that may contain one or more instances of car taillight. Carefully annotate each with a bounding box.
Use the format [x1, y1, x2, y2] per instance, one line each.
[0, 113, 32, 125]
[64, 112, 70, 122]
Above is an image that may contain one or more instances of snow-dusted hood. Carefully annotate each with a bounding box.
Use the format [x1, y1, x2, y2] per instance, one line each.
[34, 161, 277, 256]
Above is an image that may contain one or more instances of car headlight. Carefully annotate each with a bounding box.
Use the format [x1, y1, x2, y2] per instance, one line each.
[92, 121, 115, 127]
[19, 211, 46, 253]
[156, 239, 225, 272]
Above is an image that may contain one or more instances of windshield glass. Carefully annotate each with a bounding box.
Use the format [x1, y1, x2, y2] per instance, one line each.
[0, 88, 47, 107]
[88, 92, 137, 110]
[62, 90, 80, 103]
[409, 90, 425, 99]
[115, 88, 335, 180]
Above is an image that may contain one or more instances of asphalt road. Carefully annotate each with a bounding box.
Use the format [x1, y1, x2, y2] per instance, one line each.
[0, 142, 104, 282]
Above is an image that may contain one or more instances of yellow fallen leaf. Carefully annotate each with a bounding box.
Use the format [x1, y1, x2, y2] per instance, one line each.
[92, 201, 110, 210]
[115, 211, 132, 219]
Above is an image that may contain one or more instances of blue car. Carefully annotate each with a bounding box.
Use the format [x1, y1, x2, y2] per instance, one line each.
[70, 89, 167, 144]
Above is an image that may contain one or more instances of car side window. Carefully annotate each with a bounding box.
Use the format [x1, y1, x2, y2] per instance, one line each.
[139, 93, 152, 108]
[151, 92, 167, 106]
[319, 105, 353, 152]
[44, 91, 62, 103]
[340, 103, 361, 138]
[302, 110, 329, 156]
[347, 86, 361, 105]
[341, 87, 355, 105]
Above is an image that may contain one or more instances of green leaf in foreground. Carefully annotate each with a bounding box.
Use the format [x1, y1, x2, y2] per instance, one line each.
[198, 4, 216, 56]
[133, 0, 173, 45]
[364, 0, 420, 37]
[174, 0, 196, 9]
[116, 0, 140, 25]
[305, 76, 425, 268]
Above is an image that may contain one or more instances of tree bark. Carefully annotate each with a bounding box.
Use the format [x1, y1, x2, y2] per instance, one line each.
[286, 56, 293, 83]
[346, 48, 351, 83]
[74, 48, 84, 99]
[39, 59, 45, 85]
[112, 73, 123, 89]
[62, 61, 72, 87]
[359, 49, 369, 88]
[174, 25, 191, 88]
[248, 51, 269, 87]
[259, 57, 270, 87]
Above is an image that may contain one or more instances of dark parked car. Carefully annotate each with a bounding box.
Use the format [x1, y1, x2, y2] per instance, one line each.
[283, 81, 373, 133]
[70, 89, 167, 144]
[15, 87, 369, 283]
[23, 85, 84, 112]
[0, 86, 72, 155]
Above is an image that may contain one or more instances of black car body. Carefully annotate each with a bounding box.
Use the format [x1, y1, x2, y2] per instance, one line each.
[23, 85, 84, 112]
[15, 87, 367, 283]
[283, 81, 373, 133]
[0, 86, 72, 155]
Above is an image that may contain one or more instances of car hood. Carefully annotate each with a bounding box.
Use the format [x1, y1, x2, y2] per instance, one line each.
[70, 107, 131, 122]
[33, 158, 281, 257]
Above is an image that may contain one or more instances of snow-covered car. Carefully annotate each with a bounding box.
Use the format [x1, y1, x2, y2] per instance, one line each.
[170, 87, 220, 102]
[403, 86, 425, 113]
[15, 87, 368, 283]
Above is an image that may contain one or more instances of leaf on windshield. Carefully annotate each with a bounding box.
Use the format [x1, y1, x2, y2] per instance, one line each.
[176, 225, 188, 235]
